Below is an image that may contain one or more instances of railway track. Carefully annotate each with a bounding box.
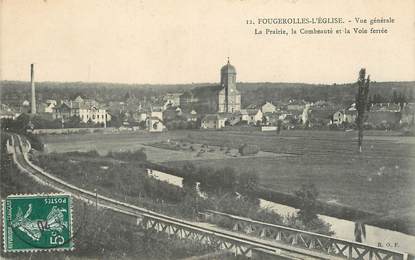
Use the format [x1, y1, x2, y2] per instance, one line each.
[8, 133, 330, 260]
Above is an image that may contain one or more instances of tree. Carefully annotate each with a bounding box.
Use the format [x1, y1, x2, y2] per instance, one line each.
[276, 119, 282, 134]
[355, 68, 371, 153]
[295, 184, 319, 225]
[391, 90, 399, 103]
[64, 116, 82, 128]
[182, 163, 197, 191]
[238, 171, 258, 196]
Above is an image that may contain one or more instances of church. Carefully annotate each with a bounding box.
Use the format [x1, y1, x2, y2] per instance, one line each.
[180, 59, 241, 114]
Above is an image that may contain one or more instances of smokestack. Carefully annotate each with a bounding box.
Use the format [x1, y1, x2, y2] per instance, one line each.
[31, 64, 36, 114]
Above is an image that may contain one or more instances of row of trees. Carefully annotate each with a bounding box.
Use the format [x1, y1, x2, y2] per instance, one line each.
[370, 90, 408, 107]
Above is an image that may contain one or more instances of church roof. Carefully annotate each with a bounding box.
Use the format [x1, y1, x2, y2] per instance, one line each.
[221, 59, 236, 74]
[190, 85, 223, 97]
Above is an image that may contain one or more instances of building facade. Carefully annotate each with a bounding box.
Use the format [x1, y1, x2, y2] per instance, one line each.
[53, 96, 109, 127]
[201, 114, 225, 129]
[261, 102, 276, 114]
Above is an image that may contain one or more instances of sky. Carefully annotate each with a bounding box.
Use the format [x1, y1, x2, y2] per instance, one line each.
[1, 0, 414, 84]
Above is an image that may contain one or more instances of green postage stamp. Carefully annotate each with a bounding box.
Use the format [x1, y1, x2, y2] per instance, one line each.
[2, 194, 73, 252]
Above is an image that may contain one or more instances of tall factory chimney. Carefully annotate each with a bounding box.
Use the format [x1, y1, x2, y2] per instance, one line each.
[31, 63, 36, 114]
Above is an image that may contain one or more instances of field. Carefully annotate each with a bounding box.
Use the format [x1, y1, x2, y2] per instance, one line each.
[40, 129, 415, 230]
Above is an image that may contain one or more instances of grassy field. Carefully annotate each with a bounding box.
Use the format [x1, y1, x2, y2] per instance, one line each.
[40, 130, 415, 224]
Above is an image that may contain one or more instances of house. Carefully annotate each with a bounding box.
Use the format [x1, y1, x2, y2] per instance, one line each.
[78, 106, 107, 126]
[137, 112, 148, 122]
[37, 100, 56, 114]
[53, 103, 73, 120]
[332, 111, 344, 126]
[150, 107, 163, 121]
[126, 110, 147, 122]
[332, 110, 358, 126]
[0, 105, 18, 120]
[163, 93, 182, 107]
[240, 109, 263, 125]
[261, 102, 276, 114]
[344, 110, 357, 125]
[263, 112, 279, 126]
[107, 101, 127, 115]
[221, 112, 241, 126]
[0, 110, 18, 120]
[307, 109, 336, 127]
[21, 100, 30, 113]
[163, 105, 187, 118]
[53, 97, 110, 127]
[201, 114, 225, 129]
[146, 117, 165, 132]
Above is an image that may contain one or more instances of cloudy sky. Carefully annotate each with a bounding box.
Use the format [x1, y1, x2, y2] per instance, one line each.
[1, 0, 414, 84]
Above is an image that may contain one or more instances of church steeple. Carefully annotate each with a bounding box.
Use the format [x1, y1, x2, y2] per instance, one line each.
[220, 58, 236, 89]
[218, 58, 240, 113]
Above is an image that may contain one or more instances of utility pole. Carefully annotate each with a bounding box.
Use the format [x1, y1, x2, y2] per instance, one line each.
[356, 68, 371, 153]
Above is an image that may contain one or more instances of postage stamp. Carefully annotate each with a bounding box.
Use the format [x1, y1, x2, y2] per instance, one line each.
[2, 193, 73, 252]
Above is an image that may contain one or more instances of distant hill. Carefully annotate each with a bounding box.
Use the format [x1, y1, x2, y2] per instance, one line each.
[1, 80, 414, 107]
[237, 81, 415, 106]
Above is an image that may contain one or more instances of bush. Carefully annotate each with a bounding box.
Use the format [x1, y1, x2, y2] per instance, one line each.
[295, 184, 319, 225]
[106, 148, 147, 161]
[25, 132, 44, 151]
[238, 144, 259, 156]
[66, 150, 100, 157]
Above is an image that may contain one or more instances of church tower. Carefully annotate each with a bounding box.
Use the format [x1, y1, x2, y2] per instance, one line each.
[218, 58, 241, 113]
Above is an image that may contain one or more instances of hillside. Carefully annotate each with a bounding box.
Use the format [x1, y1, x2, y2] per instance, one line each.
[1, 80, 414, 107]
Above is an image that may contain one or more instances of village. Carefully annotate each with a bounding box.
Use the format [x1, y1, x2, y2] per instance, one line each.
[1, 61, 414, 134]
[0, 61, 415, 132]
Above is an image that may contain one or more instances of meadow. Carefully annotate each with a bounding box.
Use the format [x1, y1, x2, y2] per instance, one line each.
[39, 129, 415, 233]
